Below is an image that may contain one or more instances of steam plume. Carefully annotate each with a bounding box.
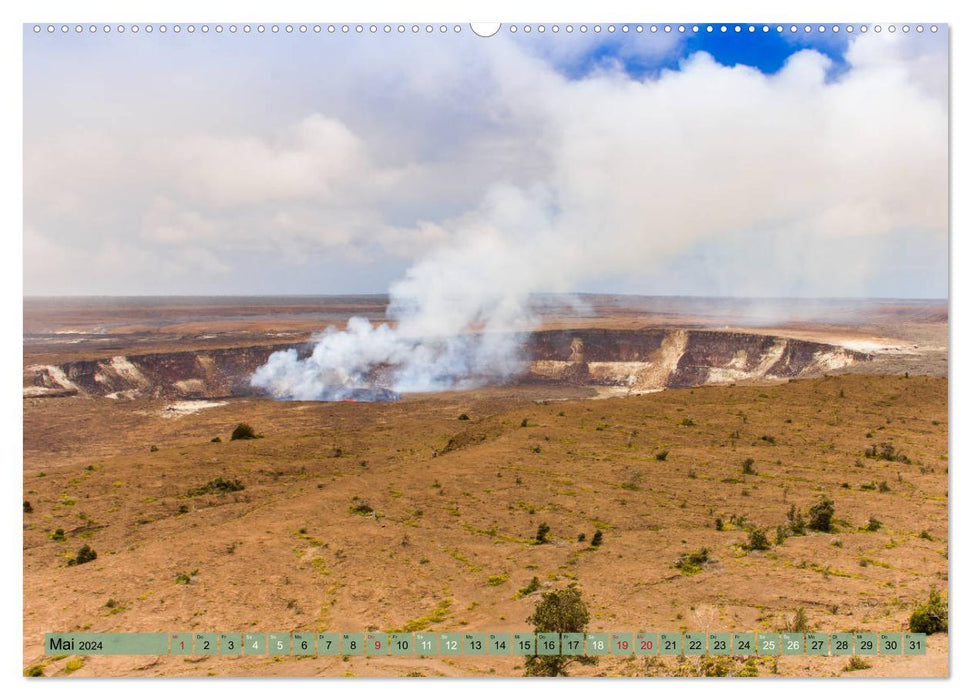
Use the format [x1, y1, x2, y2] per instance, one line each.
[250, 189, 544, 399]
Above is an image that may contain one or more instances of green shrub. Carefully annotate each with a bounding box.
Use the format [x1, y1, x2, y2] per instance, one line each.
[517, 576, 541, 598]
[681, 418, 695, 427]
[67, 544, 97, 566]
[695, 657, 733, 677]
[458, 413, 470, 421]
[590, 530, 603, 547]
[24, 665, 44, 677]
[808, 497, 835, 532]
[211, 436, 222, 443]
[187, 477, 244, 497]
[745, 528, 771, 551]
[230, 423, 259, 441]
[741, 458, 756, 475]
[49, 528, 65, 542]
[577, 533, 586, 543]
[864, 442, 910, 463]
[787, 505, 806, 535]
[787, 607, 810, 632]
[676, 548, 710, 574]
[655, 450, 669, 461]
[864, 516, 882, 532]
[843, 657, 872, 672]
[175, 569, 198, 585]
[521, 418, 530, 428]
[909, 589, 948, 634]
[738, 658, 759, 677]
[714, 518, 724, 531]
[149, 445, 159, 452]
[535, 522, 551, 544]
[349, 497, 374, 515]
[23, 500, 33, 514]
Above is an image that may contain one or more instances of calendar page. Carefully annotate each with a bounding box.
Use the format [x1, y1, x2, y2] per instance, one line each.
[22, 16, 948, 680]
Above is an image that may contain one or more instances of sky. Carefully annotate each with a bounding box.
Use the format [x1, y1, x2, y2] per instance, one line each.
[23, 24, 949, 298]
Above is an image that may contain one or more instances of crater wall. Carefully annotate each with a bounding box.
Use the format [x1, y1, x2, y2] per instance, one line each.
[23, 329, 870, 399]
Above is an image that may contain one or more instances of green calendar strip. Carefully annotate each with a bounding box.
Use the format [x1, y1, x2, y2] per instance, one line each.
[43, 631, 928, 657]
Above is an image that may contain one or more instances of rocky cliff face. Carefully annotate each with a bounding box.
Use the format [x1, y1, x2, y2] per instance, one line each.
[23, 329, 869, 400]
[525, 329, 868, 392]
[24, 344, 284, 399]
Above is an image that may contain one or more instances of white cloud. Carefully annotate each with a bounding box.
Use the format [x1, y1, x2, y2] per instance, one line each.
[154, 114, 393, 208]
[24, 32, 947, 297]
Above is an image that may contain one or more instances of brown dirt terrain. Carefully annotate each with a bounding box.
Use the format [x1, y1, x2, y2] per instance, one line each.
[23, 372, 948, 677]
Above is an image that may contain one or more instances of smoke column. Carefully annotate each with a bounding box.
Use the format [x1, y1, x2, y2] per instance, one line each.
[250, 188, 547, 400]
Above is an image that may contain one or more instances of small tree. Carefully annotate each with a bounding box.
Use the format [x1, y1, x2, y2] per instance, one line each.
[524, 586, 597, 676]
[808, 497, 835, 532]
[535, 522, 551, 544]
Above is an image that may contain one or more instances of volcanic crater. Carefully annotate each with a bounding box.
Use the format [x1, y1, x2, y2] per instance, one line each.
[23, 328, 869, 401]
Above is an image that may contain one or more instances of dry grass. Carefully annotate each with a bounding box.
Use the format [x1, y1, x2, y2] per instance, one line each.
[23, 373, 948, 677]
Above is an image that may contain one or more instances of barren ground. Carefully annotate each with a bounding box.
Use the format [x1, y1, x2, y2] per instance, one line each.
[23, 297, 948, 677]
